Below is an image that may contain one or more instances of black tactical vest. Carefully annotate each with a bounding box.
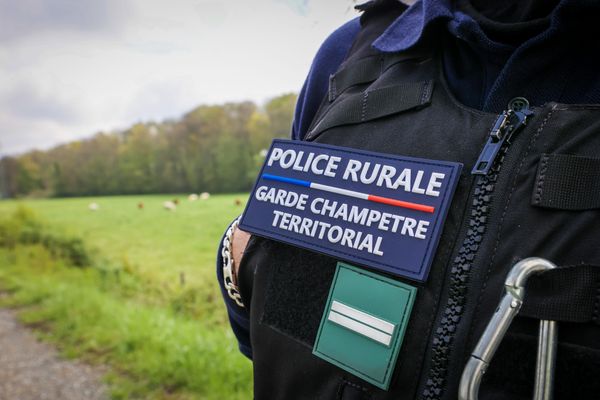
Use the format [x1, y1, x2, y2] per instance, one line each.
[238, 3, 600, 399]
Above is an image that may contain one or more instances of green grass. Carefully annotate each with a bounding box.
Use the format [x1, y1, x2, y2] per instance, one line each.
[0, 194, 253, 399]
[0, 194, 246, 288]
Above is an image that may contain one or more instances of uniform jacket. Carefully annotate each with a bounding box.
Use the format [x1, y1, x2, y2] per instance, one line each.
[217, 1, 600, 398]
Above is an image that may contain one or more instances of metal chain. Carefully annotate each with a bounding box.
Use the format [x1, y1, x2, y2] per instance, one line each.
[221, 216, 244, 307]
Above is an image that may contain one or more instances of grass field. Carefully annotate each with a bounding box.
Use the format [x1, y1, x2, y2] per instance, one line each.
[0, 194, 253, 399]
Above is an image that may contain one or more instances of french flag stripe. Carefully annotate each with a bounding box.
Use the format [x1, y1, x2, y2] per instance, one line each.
[310, 182, 369, 200]
[262, 173, 311, 187]
[367, 194, 434, 213]
[262, 173, 435, 214]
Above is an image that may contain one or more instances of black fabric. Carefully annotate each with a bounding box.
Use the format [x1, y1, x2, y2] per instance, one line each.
[329, 56, 382, 102]
[260, 240, 336, 346]
[328, 52, 433, 102]
[305, 51, 495, 400]
[531, 153, 600, 210]
[238, 235, 266, 308]
[521, 264, 600, 324]
[481, 331, 600, 400]
[460, 0, 556, 46]
[251, 46, 494, 399]
[302, 0, 407, 140]
[461, 107, 600, 400]
[354, 1, 377, 12]
[243, 4, 600, 400]
[338, 380, 373, 400]
[312, 80, 433, 138]
[358, 0, 407, 27]
[468, 0, 558, 24]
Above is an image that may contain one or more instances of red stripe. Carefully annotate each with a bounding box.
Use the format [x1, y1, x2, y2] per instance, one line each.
[367, 195, 435, 214]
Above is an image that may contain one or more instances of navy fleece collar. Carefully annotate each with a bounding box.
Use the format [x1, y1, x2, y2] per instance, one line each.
[372, 0, 593, 55]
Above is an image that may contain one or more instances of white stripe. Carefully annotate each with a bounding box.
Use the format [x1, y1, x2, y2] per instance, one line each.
[310, 182, 369, 200]
[331, 301, 395, 335]
[328, 311, 392, 346]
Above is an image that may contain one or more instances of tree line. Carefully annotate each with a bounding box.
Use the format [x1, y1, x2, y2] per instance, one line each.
[0, 93, 297, 198]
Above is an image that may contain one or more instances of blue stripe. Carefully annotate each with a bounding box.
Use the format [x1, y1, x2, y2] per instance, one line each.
[262, 173, 311, 188]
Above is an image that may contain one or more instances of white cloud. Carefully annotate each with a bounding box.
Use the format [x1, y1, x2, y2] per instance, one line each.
[0, 0, 357, 156]
[1, 80, 82, 123]
[0, 0, 132, 43]
[0, 111, 87, 155]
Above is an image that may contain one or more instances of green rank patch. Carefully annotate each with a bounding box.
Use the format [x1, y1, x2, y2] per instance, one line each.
[313, 262, 417, 390]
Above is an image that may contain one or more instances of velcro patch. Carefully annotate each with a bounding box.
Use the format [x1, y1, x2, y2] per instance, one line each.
[313, 262, 417, 390]
[239, 139, 462, 282]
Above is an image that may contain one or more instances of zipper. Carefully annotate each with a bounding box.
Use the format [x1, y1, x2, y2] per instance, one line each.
[472, 99, 532, 175]
[421, 98, 532, 400]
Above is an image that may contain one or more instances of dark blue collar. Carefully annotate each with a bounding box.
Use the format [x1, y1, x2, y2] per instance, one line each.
[373, 0, 456, 52]
[372, 0, 592, 55]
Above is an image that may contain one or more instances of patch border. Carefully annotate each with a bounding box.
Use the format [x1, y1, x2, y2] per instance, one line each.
[312, 262, 417, 390]
[239, 139, 462, 282]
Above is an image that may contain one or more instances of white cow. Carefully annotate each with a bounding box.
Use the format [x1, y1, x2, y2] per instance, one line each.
[163, 200, 177, 211]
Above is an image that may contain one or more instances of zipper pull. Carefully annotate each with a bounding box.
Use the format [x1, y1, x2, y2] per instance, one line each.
[471, 98, 532, 175]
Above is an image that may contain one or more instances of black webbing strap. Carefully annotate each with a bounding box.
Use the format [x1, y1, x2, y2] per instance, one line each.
[311, 80, 433, 138]
[532, 153, 600, 210]
[328, 52, 432, 102]
[329, 56, 383, 102]
[521, 264, 600, 325]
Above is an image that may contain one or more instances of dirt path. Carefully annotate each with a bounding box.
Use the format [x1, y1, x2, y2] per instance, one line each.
[0, 309, 108, 400]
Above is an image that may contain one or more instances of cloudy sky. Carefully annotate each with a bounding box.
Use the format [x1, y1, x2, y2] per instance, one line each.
[0, 0, 358, 156]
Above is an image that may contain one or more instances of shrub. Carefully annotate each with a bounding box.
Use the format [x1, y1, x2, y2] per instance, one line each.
[0, 206, 91, 267]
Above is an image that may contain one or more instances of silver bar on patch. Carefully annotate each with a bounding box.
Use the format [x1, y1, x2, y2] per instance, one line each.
[330, 300, 396, 335]
[328, 311, 393, 346]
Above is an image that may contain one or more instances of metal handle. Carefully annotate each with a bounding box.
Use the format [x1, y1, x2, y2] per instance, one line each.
[458, 257, 557, 400]
[534, 320, 558, 400]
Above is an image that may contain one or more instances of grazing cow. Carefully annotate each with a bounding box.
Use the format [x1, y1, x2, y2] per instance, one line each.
[200, 192, 210, 200]
[138, 202, 144, 210]
[88, 202, 99, 211]
[163, 201, 176, 211]
[234, 199, 242, 206]
[188, 194, 199, 201]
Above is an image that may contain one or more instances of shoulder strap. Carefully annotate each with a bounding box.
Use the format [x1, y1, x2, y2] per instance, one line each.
[310, 80, 433, 139]
[328, 51, 433, 102]
[522, 264, 600, 325]
[532, 153, 600, 210]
